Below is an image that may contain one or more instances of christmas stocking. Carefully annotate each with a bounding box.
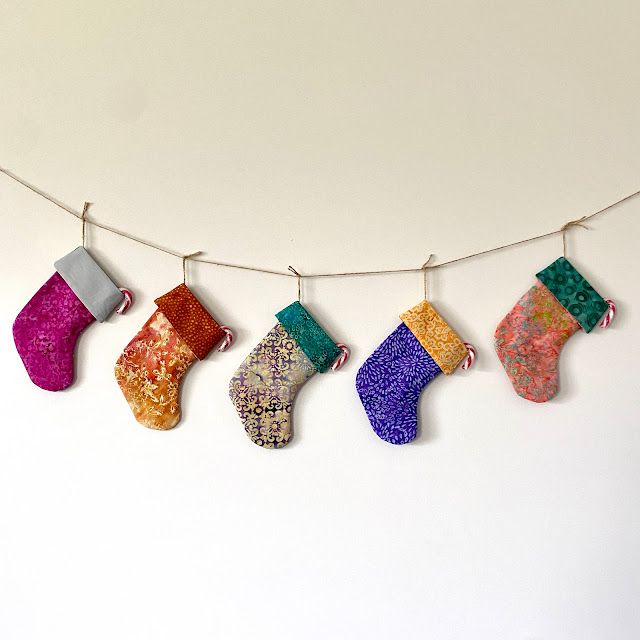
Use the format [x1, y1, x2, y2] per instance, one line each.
[356, 300, 472, 445]
[229, 301, 347, 448]
[115, 284, 232, 430]
[13, 247, 131, 391]
[495, 257, 612, 402]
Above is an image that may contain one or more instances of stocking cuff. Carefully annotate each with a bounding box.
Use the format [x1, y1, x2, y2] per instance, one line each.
[54, 247, 124, 322]
[400, 300, 467, 375]
[536, 257, 608, 333]
[155, 284, 225, 359]
[276, 301, 341, 373]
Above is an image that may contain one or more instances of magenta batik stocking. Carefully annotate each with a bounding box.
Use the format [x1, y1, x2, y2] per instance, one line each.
[13, 247, 131, 391]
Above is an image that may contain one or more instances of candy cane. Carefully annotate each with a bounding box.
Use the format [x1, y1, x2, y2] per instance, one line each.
[115, 288, 133, 314]
[217, 326, 235, 352]
[331, 343, 350, 371]
[599, 299, 616, 329]
[461, 342, 476, 370]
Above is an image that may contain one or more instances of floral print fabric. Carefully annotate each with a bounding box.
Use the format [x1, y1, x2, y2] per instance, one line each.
[13, 272, 95, 391]
[399, 300, 467, 374]
[494, 282, 580, 403]
[229, 323, 316, 448]
[356, 323, 442, 444]
[115, 310, 197, 430]
[536, 257, 608, 333]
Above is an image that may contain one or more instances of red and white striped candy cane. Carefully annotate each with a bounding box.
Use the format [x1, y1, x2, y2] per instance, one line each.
[599, 299, 616, 329]
[461, 342, 476, 370]
[115, 288, 133, 314]
[331, 343, 350, 371]
[217, 326, 235, 352]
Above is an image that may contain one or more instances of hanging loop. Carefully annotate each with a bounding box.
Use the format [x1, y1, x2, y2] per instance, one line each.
[182, 251, 202, 285]
[461, 342, 476, 370]
[599, 299, 616, 329]
[81, 201, 92, 248]
[422, 254, 434, 300]
[331, 343, 350, 371]
[288, 266, 302, 301]
[560, 216, 590, 257]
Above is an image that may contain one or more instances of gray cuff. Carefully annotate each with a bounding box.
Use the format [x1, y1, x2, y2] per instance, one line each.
[54, 247, 124, 322]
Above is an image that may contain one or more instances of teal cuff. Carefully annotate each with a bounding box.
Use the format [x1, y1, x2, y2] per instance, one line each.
[276, 301, 341, 372]
[536, 257, 608, 333]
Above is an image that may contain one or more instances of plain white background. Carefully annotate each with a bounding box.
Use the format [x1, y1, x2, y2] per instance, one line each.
[1, 2, 639, 639]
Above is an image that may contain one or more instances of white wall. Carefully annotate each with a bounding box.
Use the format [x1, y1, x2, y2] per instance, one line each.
[1, 3, 639, 639]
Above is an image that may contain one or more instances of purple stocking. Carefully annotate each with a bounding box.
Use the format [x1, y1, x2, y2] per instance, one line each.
[356, 324, 442, 445]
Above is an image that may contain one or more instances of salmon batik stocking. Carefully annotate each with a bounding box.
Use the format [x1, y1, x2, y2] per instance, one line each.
[494, 257, 612, 402]
[13, 247, 130, 391]
[229, 301, 346, 449]
[356, 300, 472, 445]
[115, 284, 231, 430]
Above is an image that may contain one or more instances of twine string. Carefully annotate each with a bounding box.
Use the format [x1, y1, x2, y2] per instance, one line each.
[422, 254, 434, 300]
[560, 215, 590, 257]
[183, 251, 202, 285]
[0, 166, 185, 259]
[0, 165, 637, 281]
[81, 201, 91, 247]
[288, 266, 302, 301]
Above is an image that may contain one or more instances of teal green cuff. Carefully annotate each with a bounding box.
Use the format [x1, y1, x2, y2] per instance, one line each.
[276, 301, 341, 372]
[536, 257, 608, 333]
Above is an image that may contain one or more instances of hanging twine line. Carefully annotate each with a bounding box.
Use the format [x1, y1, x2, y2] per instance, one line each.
[80, 201, 92, 247]
[288, 266, 302, 300]
[422, 254, 434, 300]
[182, 251, 202, 285]
[560, 215, 590, 256]
[0, 164, 637, 281]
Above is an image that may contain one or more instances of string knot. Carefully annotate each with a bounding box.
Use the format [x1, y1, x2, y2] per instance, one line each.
[288, 266, 303, 301]
[561, 216, 590, 256]
[182, 251, 203, 284]
[560, 215, 590, 233]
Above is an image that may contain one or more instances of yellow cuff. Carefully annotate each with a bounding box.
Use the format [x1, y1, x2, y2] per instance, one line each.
[400, 300, 467, 375]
